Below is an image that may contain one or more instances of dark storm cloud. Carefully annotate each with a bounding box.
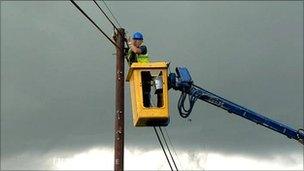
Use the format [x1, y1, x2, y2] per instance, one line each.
[1, 1, 303, 165]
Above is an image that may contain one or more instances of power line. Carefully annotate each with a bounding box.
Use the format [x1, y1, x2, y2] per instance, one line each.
[159, 127, 179, 171]
[153, 126, 173, 171]
[92, 0, 129, 48]
[164, 128, 183, 170]
[100, 0, 122, 28]
[93, 0, 119, 31]
[70, 0, 121, 50]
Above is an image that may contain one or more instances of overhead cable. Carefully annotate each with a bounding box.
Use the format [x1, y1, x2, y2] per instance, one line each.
[153, 126, 173, 171]
[92, 0, 129, 48]
[93, 0, 119, 31]
[159, 127, 179, 171]
[100, 0, 123, 28]
[70, 0, 122, 50]
[164, 128, 183, 170]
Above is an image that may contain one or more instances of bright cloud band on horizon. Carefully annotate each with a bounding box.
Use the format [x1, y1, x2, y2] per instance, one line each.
[2, 147, 303, 170]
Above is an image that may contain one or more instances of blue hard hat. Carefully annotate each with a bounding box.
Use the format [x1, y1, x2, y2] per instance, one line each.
[132, 32, 143, 40]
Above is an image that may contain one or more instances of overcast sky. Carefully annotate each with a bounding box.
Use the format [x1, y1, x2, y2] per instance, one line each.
[1, 1, 303, 170]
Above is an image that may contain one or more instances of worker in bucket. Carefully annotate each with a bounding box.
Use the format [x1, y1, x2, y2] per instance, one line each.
[127, 32, 152, 107]
[127, 32, 149, 65]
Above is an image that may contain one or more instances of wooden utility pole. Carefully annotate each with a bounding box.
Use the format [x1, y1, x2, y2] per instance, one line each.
[113, 28, 125, 171]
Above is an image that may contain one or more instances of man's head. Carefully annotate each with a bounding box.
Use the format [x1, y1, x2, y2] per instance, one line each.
[132, 32, 143, 47]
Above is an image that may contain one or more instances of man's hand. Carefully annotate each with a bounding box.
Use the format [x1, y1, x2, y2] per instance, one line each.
[127, 36, 133, 46]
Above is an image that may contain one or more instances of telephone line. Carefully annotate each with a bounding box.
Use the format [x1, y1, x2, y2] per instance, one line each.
[100, 0, 122, 28]
[93, 0, 120, 33]
[70, 0, 121, 50]
[164, 128, 183, 170]
[159, 127, 179, 171]
[92, 0, 129, 48]
[153, 126, 173, 171]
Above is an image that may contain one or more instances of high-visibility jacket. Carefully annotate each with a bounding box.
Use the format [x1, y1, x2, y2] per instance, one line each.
[127, 44, 150, 66]
[137, 54, 150, 63]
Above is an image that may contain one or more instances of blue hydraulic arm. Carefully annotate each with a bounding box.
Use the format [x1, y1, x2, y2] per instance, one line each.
[169, 67, 304, 145]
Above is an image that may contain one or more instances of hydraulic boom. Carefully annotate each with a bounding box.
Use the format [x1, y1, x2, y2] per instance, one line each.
[169, 67, 304, 145]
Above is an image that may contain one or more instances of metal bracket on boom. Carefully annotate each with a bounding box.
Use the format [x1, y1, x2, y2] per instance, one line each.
[169, 67, 193, 91]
